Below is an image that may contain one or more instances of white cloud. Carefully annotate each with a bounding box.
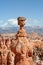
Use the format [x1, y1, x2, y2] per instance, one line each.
[26, 18, 43, 26]
[1, 19, 18, 30]
[28, 18, 43, 23]
[0, 18, 18, 27]
[1, 23, 8, 27]
[8, 19, 18, 26]
[0, 20, 4, 27]
[0, 18, 43, 29]
[1, 23, 9, 29]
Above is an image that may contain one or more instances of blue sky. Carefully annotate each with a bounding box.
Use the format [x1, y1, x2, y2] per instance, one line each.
[0, 0, 43, 28]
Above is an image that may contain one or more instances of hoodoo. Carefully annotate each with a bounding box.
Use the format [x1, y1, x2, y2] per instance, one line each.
[11, 17, 34, 65]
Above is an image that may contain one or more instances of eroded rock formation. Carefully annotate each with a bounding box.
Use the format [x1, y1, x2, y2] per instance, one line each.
[0, 17, 43, 65]
[11, 17, 34, 65]
[0, 35, 15, 65]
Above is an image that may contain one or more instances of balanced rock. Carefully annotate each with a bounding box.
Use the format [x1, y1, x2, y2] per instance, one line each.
[11, 17, 33, 65]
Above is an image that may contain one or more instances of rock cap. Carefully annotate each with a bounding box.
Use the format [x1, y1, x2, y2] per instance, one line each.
[17, 17, 26, 21]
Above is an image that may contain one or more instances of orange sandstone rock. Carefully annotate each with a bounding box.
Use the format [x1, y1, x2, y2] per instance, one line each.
[11, 17, 33, 65]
